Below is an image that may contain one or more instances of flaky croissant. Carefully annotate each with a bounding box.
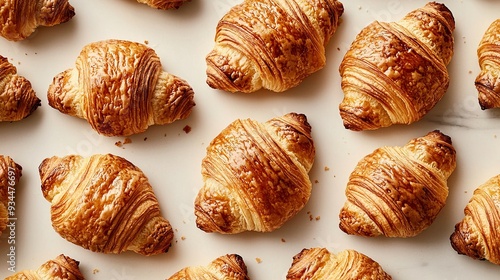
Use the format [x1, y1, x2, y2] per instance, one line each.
[195, 112, 315, 233]
[0, 0, 75, 41]
[5, 254, 84, 280]
[38, 153, 174, 256]
[450, 174, 500, 265]
[206, 0, 344, 93]
[286, 248, 392, 280]
[0, 155, 22, 235]
[475, 19, 500, 110]
[47, 39, 195, 136]
[135, 0, 190, 10]
[0, 55, 41, 121]
[339, 130, 456, 237]
[168, 254, 249, 280]
[339, 2, 455, 131]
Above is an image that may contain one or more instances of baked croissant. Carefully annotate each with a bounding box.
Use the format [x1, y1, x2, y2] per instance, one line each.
[450, 174, 500, 265]
[38, 153, 174, 256]
[339, 130, 456, 237]
[135, 0, 190, 10]
[5, 254, 84, 280]
[286, 248, 392, 280]
[0, 55, 41, 121]
[195, 112, 315, 233]
[47, 39, 195, 137]
[0, 155, 22, 235]
[475, 19, 500, 110]
[168, 254, 249, 280]
[339, 2, 455, 131]
[0, 0, 75, 41]
[206, 0, 344, 93]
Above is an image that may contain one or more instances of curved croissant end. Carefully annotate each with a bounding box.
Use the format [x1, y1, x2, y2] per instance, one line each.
[0, 0, 75, 41]
[0, 155, 22, 235]
[475, 19, 500, 110]
[195, 112, 315, 233]
[136, 0, 190, 10]
[339, 130, 456, 237]
[339, 2, 455, 131]
[450, 174, 500, 265]
[206, 0, 344, 93]
[5, 254, 84, 280]
[286, 248, 392, 280]
[38, 154, 174, 256]
[47, 39, 195, 136]
[0, 56, 41, 121]
[168, 254, 250, 280]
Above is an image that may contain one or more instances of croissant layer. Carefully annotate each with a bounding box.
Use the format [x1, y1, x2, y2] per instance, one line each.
[39, 153, 174, 256]
[339, 2, 455, 130]
[168, 254, 250, 280]
[5, 254, 84, 279]
[0, 155, 21, 235]
[339, 130, 456, 237]
[475, 19, 500, 109]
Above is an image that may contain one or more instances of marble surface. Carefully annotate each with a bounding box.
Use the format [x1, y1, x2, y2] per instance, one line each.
[1, 0, 500, 279]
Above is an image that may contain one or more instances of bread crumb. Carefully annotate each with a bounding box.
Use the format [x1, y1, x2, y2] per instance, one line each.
[181, 236, 186, 240]
[314, 179, 319, 184]
[255, 258, 262, 264]
[183, 125, 192, 134]
[315, 216, 321, 221]
[93, 269, 99, 274]
[115, 141, 123, 147]
[324, 166, 330, 171]
[123, 137, 132, 144]
[144, 137, 148, 141]
[144, 40, 149, 45]
[115, 137, 132, 148]
[281, 238, 286, 243]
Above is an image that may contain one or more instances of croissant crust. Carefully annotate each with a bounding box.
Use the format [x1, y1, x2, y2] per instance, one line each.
[5, 254, 84, 280]
[0, 155, 22, 235]
[168, 254, 249, 280]
[136, 0, 190, 10]
[475, 19, 500, 110]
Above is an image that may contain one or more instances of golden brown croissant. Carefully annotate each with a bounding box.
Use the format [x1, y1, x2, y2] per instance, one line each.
[5, 254, 84, 280]
[339, 130, 456, 237]
[168, 254, 249, 280]
[286, 248, 392, 280]
[0, 155, 21, 235]
[195, 112, 315, 233]
[0, 0, 75, 41]
[475, 19, 500, 110]
[0, 55, 41, 121]
[38, 153, 174, 256]
[450, 174, 500, 265]
[47, 39, 195, 136]
[206, 0, 344, 93]
[135, 0, 190, 10]
[339, 2, 455, 131]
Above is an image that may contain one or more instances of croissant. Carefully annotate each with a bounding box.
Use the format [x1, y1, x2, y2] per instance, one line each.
[338, 2, 455, 131]
[47, 39, 195, 136]
[168, 254, 249, 280]
[286, 248, 392, 280]
[0, 155, 22, 235]
[0, 55, 41, 121]
[135, 0, 190, 10]
[450, 174, 500, 265]
[0, 0, 75, 41]
[5, 254, 84, 280]
[206, 0, 344, 93]
[38, 153, 174, 256]
[339, 130, 456, 237]
[195, 112, 315, 233]
[475, 19, 500, 110]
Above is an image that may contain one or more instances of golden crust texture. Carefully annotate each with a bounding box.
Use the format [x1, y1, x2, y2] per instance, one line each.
[476, 19, 500, 110]
[339, 2, 455, 131]
[450, 174, 500, 265]
[195, 112, 315, 233]
[168, 254, 250, 280]
[286, 248, 392, 280]
[136, 0, 190, 10]
[206, 0, 344, 93]
[47, 39, 195, 136]
[5, 254, 84, 280]
[0, 0, 75, 41]
[0, 155, 21, 235]
[38, 153, 174, 256]
[0, 55, 41, 121]
[339, 130, 456, 237]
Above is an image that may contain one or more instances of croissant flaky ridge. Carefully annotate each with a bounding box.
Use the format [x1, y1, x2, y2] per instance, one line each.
[339, 130, 456, 237]
[195, 112, 315, 233]
[450, 174, 500, 265]
[136, 0, 190, 10]
[0, 155, 22, 235]
[286, 248, 392, 280]
[39, 153, 174, 256]
[168, 254, 250, 280]
[0, 55, 41, 121]
[206, 0, 344, 93]
[47, 39, 195, 136]
[5, 254, 84, 280]
[0, 0, 75, 41]
[475, 19, 500, 110]
[339, 2, 455, 131]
